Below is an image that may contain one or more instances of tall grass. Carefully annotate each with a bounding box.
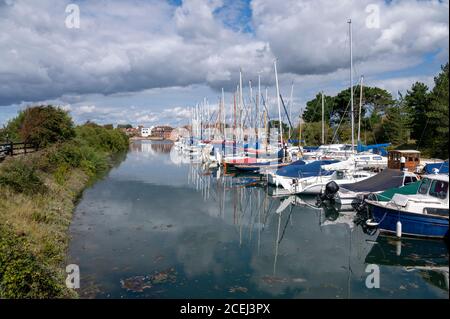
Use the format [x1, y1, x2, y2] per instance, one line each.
[0, 124, 128, 298]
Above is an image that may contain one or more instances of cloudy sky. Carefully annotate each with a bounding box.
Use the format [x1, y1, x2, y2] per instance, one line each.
[0, 0, 448, 127]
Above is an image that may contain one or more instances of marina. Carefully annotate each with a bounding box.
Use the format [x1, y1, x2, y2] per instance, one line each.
[0, 0, 448, 305]
[67, 140, 448, 299]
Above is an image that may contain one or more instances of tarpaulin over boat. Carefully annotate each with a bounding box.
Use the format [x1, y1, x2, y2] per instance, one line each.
[275, 160, 339, 178]
[342, 169, 407, 192]
[372, 180, 421, 201]
[423, 161, 449, 174]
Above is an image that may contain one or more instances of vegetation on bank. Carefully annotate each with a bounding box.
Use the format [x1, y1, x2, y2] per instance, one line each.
[297, 63, 449, 159]
[0, 105, 128, 298]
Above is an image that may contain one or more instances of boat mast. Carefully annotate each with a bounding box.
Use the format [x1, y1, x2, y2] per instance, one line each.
[348, 19, 355, 153]
[249, 80, 253, 144]
[222, 88, 225, 138]
[265, 87, 269, 151]
[289, 82, 294, 144]
[357, 75, 364, 144]
[321, 91, 325, 145]
[256, 74, 261, 153]
[299, 112, 302, 146]
[274, 59, 283, 148]
[239, 69, 244, 143]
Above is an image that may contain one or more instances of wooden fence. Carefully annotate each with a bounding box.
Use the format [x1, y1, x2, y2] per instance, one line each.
[0, 142, 39, 158]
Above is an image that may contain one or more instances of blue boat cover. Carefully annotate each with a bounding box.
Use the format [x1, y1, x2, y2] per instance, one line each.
[423, 161, 449, 174]
[342, 169, 408, 192]
[275, 160, 339, 178]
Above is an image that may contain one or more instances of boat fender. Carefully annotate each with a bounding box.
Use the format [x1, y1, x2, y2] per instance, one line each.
[396, 221, 402, 238]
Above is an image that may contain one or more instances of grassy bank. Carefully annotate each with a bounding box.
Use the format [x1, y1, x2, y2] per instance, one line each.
[0, 120, 128, 298]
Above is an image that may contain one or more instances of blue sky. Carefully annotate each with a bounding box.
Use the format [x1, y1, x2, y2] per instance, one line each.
[0, 0, 448, 127]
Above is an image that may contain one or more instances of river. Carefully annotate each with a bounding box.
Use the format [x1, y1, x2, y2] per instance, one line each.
[68, 140, 449, 298]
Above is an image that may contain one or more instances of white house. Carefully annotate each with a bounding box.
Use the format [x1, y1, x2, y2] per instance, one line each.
[140, 127, 151, 137]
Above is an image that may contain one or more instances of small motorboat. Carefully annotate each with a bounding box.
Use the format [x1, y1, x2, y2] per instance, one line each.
[322, 169, 419, 209]
[365, 173, 448, 239]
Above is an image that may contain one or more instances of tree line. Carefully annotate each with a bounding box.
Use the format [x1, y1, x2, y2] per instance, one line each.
[296, 63, 448, 159]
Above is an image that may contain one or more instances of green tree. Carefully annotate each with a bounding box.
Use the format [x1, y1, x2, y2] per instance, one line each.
[404, 82, 430, 141]
[17, 105, 75, 147]
[426, 63, 449, 158]
[302, 121, 333, 146]
[302, 93, 333, 123]
[375, 104, 408, 145]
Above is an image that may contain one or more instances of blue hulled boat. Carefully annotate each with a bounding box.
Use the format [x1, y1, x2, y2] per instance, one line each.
[365, 174, 449, 239]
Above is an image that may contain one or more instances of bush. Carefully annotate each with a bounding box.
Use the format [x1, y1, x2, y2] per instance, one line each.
[0, 160, 46, 194]
[2, 105, 75, 147]
[75, 124, 129, 153]
[0, 226, 66, 298]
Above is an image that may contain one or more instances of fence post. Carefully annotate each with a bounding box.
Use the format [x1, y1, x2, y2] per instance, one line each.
[10, 141, 13, 156]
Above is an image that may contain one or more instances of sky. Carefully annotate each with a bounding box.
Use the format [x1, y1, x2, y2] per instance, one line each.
[0, 0, 448, 127]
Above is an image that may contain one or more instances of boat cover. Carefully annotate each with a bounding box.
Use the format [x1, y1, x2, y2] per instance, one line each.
[275, 160, 339, 178]
[341, 169, 407, 192]
[423, 161, 449, 174]
[372, 180, 421, 201]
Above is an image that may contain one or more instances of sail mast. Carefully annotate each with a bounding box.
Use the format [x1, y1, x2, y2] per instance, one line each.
[357, 75, 364, 144]
[289, 82, 293, 144]
[274, 59, 283, 147]
[321, 91, 325, 145]
[348, 19, 355, 153]
[239, 69, 244, 143]
[256, 74, 261, 152]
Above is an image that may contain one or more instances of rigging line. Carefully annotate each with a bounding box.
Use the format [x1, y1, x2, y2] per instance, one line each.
[260, 93, 272, 122]
[278, 204, 294, 244]
[280, 94, 294, 135]
[416, 116, 430, 151]
[331, 85, 359, 143]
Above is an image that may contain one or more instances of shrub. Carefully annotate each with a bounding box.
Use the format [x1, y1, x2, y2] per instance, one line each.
[0, 226, 66, 298]
[3, 105, 75, 147]
[0, 160, 46, 194]
[75, 124, 129, 153]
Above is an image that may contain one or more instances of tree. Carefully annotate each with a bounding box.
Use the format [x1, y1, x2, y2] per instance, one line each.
[302, 121, 333, 146]
[404, 82, 430, 141]
[303, 85, 395, 132]
[12, 105, 75, 147]
[302, 93, 333, 123]
[426, 63, 449, 159]
[117, 124, 133, 129]
[375, 105, 408, 145]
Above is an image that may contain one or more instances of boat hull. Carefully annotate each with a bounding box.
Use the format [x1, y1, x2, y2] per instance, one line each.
[369, 203, 449, 239]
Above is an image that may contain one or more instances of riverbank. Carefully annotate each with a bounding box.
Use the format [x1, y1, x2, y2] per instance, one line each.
[0, 120, 128, 298]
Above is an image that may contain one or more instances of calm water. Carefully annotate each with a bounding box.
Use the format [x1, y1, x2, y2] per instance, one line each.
[68, 141, 449, 299]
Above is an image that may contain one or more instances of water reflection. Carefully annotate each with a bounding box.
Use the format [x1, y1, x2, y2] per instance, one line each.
[68, 141, 448, 299]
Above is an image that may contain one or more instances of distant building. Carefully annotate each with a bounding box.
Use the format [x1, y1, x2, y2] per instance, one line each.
[140, 127, 151, 137]
[151, 125, 173, 139]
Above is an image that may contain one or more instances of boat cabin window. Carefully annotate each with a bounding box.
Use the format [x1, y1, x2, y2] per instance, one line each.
[336, 171, 344, 180]
[418, 178, 432, 195]
[429, 180, 448, 199]
[404, 176, 417, 185]
[373, 156, 383, 160]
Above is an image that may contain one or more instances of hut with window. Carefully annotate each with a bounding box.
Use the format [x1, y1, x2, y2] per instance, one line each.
[388, 150, 420, 171]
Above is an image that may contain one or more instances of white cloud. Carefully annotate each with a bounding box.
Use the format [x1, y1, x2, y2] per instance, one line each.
[0, 0, 448, 126]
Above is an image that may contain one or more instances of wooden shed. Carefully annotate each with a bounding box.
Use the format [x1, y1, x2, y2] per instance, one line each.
[388, 150, 420, 171]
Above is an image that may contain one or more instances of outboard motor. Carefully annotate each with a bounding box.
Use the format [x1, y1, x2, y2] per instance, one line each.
[320, 181, 340, 201]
